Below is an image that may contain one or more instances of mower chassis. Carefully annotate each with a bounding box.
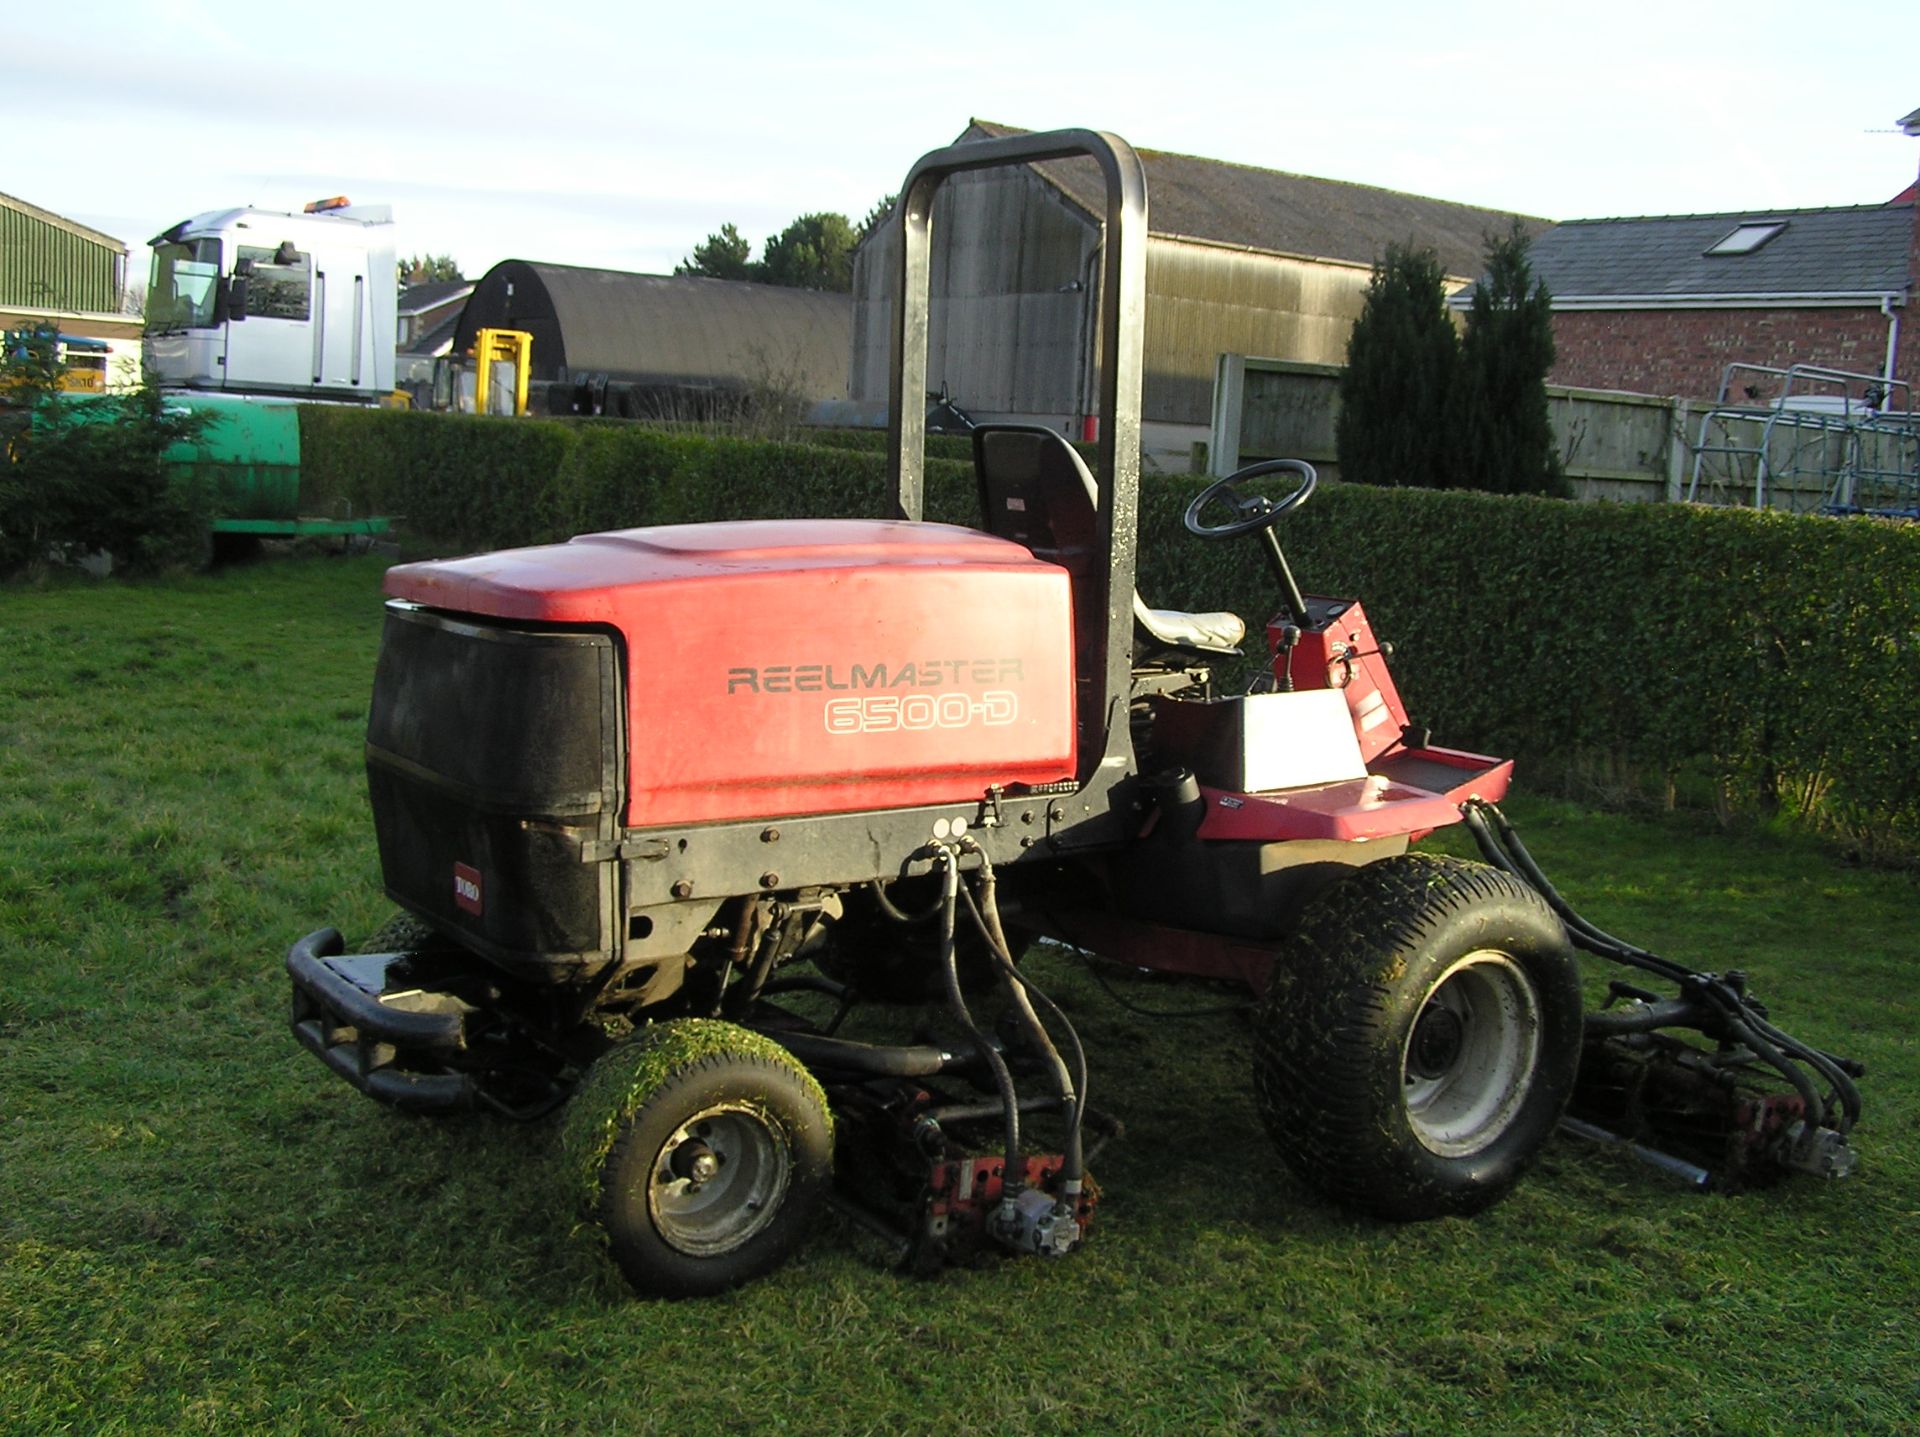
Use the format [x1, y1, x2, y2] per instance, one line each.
[280, 126, 1861, 1302]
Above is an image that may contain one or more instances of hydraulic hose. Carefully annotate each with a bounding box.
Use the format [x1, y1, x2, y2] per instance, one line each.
[1462, 802, 1689, 983]
[870, 875, 946, 925]
[1462, 798, 1862, 1135]
[959, 843, 1087, 1194]
[770, 1030, 960, 1078]
[932, 846, 1024, 1189]
[1714, 1004, 1829, 1132]
[728, 908, 801, 1017]
[1744, 1007, 1863, 1132]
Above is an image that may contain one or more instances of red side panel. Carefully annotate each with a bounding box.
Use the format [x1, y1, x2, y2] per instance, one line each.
[1195, 749, 1513, 843]
[1278, 599, 1410, 764]
[385, 520, 1077, 826]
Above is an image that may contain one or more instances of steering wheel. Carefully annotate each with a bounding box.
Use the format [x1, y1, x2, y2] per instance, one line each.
[1183, 459, 1317, 541]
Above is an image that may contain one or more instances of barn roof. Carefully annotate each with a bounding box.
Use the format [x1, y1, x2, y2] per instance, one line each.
[965, 119, 1547, 278]
[1521, 203, 1915, 303]
[456, 261, 852, 396]
[0, 190, 128, 255]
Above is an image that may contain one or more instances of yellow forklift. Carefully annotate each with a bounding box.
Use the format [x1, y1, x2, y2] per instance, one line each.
[432, 327, 532, 415]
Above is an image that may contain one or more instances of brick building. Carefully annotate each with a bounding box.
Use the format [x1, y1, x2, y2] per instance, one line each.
[1522, 110, 1920, 405]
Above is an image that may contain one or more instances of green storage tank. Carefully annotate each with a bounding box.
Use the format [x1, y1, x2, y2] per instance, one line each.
[161, 392, 389, 537]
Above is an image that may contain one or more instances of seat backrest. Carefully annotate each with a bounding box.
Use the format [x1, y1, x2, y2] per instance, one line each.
[974, 425, 1242, 664]
[973, 424, 1101, 580]
[974, 425, 1110, 743]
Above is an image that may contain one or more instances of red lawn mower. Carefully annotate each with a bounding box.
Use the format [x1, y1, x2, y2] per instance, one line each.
[287, 129, 1859, 1298]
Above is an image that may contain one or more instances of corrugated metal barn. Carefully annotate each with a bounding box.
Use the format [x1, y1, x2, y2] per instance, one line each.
[456, 260, 851, 414]
[1, 190, 127, 316]
[850, 121, 1545, 458]
[1, 191, 140, 383]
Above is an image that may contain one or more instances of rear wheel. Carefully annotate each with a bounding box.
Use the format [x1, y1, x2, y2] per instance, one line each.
[1251, 854, 1581, 1219]
[561, 1019, 832, 1298]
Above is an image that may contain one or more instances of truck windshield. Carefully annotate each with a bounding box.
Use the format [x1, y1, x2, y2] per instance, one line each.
[146, 238, 222, 332]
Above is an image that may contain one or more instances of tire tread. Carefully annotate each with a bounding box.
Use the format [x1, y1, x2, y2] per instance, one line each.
[1251, 854, 1579, 1220]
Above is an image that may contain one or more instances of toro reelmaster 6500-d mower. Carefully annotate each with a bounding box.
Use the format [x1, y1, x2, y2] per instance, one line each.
[287, 130, 1860, 1298]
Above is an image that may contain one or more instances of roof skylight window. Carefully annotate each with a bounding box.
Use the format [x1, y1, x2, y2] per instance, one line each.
[1706, 221, 1786, 256]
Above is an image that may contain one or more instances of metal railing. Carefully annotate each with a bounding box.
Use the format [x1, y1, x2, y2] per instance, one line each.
[1687, 363, 1918, 518]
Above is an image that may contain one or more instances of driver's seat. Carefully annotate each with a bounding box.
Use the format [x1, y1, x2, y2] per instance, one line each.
[973, 425, 1246, 660]
[1137, 600, 1246, 654]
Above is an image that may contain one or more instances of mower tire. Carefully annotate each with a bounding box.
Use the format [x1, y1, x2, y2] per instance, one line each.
[562, 1019, 833, 1298]
[1251, 854, 1581, 1220]
[355, 910, 446, 954]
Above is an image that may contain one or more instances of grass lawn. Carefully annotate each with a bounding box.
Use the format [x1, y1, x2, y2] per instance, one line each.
[2, 554, 1915, 1436]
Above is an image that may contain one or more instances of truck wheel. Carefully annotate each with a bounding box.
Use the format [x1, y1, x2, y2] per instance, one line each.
[1251, 854, 1581, 1220]
[561, 1019, 832, 1298]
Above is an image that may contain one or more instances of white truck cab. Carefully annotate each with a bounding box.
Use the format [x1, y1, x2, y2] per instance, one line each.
[145, 198, 396, 402]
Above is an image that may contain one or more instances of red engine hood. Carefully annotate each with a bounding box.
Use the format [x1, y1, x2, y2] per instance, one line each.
[385, 520, 1079, 828]
[383, 520, 1041, 621]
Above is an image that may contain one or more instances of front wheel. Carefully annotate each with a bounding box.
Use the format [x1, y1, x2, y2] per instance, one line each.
[561, 1019, 833, 1298]
[1251, 854, 1581, 1220]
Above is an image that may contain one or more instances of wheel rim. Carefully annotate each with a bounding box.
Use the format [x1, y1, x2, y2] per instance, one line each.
[1401, 951, 1541, 1157]
[647, 1104, 791, 1256]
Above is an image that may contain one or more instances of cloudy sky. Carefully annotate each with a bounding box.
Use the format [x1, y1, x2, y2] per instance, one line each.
[7, 0, 1917, 284]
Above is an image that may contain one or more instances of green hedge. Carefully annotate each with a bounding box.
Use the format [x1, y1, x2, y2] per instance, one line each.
[300, 408, 1920, 858]
[300, 409, 987, 550]
[804, 427, 980, 464]
[1139, 484, 1920, 857]
[804, 426, 1100, 468]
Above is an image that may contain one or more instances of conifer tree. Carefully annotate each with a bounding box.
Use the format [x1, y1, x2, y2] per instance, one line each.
[1452, 220, 1564, 495]
[1335, 244, 1459, 488]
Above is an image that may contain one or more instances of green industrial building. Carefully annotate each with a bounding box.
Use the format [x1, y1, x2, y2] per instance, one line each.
[2, 190, 140, 385]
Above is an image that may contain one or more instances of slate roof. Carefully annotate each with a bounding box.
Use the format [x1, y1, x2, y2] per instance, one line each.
[966, 121, 1547, 278]
[398, 280, 473, 315]
[1524, 204, 1914, 302]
